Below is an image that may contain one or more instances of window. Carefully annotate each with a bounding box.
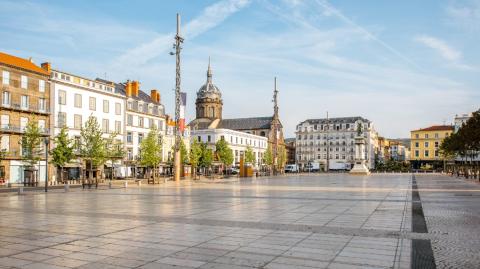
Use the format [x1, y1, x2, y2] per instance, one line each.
[149, 118, 154, 128]
[38, 98, 46, 112]
[424, 150, 429, 157]
[127, 115, 133, 126]
[434, 133, 439, 138]
[208, 135, 211, 142]
[115, 102, 121, 115]
[21, 95, 29, 109]
[415, 134, 419, 139]
[138, 133, 144, 143]
[89, 97, 96, 110]
[0, 135, 9, 152]
[38, 120, 45, 132]
[127, 132, 133, 143]
[127, 148, 133, 160]
[415, 150, 419, 157]
[103, 100, 109, 113]
[415, 142, 419, 148]
[197, 136, 201, 142]
[2, 71, 9, 85]
[434, 141, 439, 148]
[58, 90, 66, 105]
[115, 121, 121, 133]
[1, 115, 9, 129]
[127, 101, 132, 110]
[39, 80, 45, 92]
[74, 114, 82, 129]
[72, 94, 81, 108]
[138, 117, 144, 127]
[21, 75, 28, 89]
[435, 150, 439, 157]
[425, 134, 429, 139]
[102, 119, 109, 133]
[2, 91, 10, 106]
[20, 117, 28, 131]
[58, 112, 66, 127]
[424, 142, 429, 147]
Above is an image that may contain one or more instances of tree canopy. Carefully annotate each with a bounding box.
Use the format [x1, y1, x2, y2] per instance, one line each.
[20, 120, 43, 166]
[139, 126, 163, 168]
[245, 146, 255, 164]
[215, 139, 233, 166]
[440, 109, 480, 161]
[50, 126, 75, 169]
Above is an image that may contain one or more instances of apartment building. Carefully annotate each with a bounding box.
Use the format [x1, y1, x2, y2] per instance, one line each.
[295, 117, 378, 170]
[49, 69, 125, 180]
[0, 52, 51, 184]
[410, 125, 454, 169]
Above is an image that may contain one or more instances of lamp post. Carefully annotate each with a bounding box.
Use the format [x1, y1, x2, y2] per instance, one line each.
[44, 137, 49, 192]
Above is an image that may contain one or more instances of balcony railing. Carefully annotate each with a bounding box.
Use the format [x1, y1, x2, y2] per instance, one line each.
[0, 102, 50, 114]
[0, 124, 50, 135]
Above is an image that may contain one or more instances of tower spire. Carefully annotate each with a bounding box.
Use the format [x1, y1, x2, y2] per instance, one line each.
[273, 77, 279, 119]
[207, 56, 212, 83]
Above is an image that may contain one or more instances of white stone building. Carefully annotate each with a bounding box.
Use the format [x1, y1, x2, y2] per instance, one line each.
[50, 70, 125, 180]
[295, 117, 378, 170]
[191, 128, 268, 167]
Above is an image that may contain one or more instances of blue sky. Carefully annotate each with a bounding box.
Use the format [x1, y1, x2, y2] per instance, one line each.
[1, 0, 479, 138]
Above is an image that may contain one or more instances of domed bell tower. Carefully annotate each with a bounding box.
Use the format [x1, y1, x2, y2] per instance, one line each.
[195, 58, 223, 120]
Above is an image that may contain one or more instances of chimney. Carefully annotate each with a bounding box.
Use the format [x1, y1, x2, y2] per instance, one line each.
[125, 80, 132, 97]
[151, 89, 158, 103]
[132, 81, 139, 97]
[156, 92, 161, 103]
[41, 62, 51, 74]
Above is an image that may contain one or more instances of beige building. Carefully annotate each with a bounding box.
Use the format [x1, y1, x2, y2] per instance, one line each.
[0, 52, 51, 185]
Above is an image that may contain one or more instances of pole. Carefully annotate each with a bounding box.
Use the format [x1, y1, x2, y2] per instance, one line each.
[326, 111, 329, 172]
[44, 138, 48, 192]
[173, 13, 183, 182]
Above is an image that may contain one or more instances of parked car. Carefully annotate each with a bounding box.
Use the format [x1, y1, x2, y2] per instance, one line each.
[285, 164, 299, 173]
[304, 162, 320, 172]
[226, 167, 239, 175]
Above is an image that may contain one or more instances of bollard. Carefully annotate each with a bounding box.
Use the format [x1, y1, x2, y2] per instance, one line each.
[64, 183, 69, 192]
[18, 187, 24, 195]
[109, 181, 112, 189]
[137, 180, 141, 187]
[124, 181, 128, 188]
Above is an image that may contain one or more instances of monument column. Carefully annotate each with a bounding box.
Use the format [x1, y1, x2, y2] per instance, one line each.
[350, 123, 370, 175]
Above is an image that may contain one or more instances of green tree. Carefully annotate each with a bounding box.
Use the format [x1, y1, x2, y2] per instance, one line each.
[245, 146, 256, 164]
[50, 127, 75, 183]
[189, 139, 202, 178]
[199, 142, 213, 168]
[278, 146, 287, 169]
[80, 116, 106, 186]
[20, 120, 44, 184]
[263, 144, 273, 166]
[215, 139, 234, 168]
[180, 139, 189, 165]
[139, 126, 163, 181]
[105, 133, 126, 181]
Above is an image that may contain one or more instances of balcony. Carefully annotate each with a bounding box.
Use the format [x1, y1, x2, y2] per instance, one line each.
[0, 102, 50, 115]
[0, 124, 50, 136]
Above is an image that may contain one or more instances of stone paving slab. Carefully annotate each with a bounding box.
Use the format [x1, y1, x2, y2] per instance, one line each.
[0, 174, 479, 268]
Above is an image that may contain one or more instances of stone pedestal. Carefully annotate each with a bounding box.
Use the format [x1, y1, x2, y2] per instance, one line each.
[350, 136, 370, 175]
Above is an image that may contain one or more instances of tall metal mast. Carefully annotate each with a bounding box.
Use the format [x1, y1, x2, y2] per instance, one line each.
[272, 77, 279, 175]
[173, 13, 183, 182]
[326, 111, 329, 172]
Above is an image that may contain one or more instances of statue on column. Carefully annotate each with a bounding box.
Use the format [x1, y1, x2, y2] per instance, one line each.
[350, 123, 370, 175]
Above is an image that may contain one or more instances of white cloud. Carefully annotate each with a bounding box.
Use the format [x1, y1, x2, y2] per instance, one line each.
[415, 35, 461, 62]
[116, 0, 251, 67]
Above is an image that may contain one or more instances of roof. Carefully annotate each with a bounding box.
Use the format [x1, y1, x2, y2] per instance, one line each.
[114, 82, 160, 104]
[413, 125, 454, 132]
[301, 116, 370, 125]
[218, 117, 274, 130]
[188, 118, 214, 130]
[0, 52, 49, 76]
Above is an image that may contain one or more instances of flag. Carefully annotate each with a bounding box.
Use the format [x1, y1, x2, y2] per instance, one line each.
[179, 92, 187, 133]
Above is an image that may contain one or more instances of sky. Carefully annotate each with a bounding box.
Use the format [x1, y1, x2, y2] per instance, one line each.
[0, 0, 479, 138]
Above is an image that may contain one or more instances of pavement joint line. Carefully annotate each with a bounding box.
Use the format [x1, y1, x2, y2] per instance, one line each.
[0, 206, 459, 242]
[393, 176, 412, 269]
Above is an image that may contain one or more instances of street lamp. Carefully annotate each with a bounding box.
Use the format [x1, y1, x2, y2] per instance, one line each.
[44, 137, 49, 192]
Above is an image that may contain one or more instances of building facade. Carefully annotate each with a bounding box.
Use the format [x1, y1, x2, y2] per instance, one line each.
[0, 52, 51, 184]
[192, 128, 268, 166]
[410, 125, 454, 169]
[189, 61, 285, 169]
[49, 69, 125, 180]
[284, 138, 296, 165]
[295, 117, 378, 170]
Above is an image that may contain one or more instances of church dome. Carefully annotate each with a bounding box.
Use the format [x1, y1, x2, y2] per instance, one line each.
[197, 59, 222, 100]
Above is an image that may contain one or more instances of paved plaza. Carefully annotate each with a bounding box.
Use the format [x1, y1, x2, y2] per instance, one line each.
[0, 174, 479, 269]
